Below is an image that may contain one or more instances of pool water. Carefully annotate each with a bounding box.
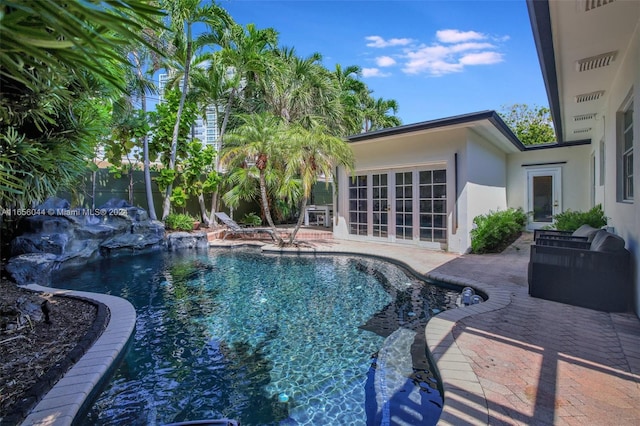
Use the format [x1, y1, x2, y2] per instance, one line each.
[52, 248, 460, 425]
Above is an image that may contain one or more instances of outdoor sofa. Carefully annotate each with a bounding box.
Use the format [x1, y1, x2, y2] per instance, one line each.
[528, 229, 631, 312]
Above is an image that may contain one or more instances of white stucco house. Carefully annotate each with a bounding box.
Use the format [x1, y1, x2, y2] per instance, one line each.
[332, 0, 639, 315]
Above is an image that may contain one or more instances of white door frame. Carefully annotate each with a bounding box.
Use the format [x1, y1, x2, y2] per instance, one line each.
[526, 166, 562, 229]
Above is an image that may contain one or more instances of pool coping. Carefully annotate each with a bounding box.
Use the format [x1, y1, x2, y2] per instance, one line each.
[18, 285, 136, 426]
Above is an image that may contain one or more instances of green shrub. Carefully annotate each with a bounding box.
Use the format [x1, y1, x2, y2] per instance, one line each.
[471, 208, 528, 254]
[241, 212, 263, 226]
[165, 213, 195, 231]
[552, 204, 607, 231]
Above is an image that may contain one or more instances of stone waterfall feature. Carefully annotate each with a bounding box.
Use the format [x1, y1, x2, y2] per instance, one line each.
[5, 198, 207, 286]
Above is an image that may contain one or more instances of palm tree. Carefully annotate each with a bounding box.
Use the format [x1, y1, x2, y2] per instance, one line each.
[331, 64, 368, 135]
[220, 113, 286, 244]
[253, 47, 341, 130]
[284, 125, 354, 243]
[362, 95, 402, 132]
[160, 0, 233, 219]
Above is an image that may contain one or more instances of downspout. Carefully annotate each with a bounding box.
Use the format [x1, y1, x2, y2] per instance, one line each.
[453, 152, 459, 234]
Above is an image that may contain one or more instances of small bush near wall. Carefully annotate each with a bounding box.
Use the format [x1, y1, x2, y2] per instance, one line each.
[471, 208, 528, 254]
[551, 204, 607, 232]
[165, 213, 196, 231]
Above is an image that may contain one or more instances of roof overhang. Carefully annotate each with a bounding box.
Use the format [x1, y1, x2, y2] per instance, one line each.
[527, 0, 640, 144]
[347, 110, 526, 154]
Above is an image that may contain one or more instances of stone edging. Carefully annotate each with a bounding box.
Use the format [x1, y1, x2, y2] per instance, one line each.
[18, 285, 136, 426]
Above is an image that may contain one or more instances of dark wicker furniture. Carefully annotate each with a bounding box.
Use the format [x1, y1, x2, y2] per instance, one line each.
[528, 230, 631, 312]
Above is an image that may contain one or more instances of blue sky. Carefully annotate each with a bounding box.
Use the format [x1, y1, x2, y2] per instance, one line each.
[220, 0, 550, 125]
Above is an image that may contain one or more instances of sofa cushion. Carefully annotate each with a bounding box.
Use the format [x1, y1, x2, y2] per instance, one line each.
[572, 224, 599, 241]
[589, 230, 626, 253]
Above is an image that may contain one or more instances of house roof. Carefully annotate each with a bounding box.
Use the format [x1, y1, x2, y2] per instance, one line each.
[347, 110, 527, 153]
[527, 0, 639, 144]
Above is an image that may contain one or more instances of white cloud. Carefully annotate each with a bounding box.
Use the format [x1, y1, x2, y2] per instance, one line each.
[376, 56, 396, 67]
[436, 29, 486, 43]
[400, 30, 506, 76]
[362, 67, 391, 78]
[365, 35, 413, 48]
[364, 28, 507, 77]
[459, 51, 504, 65]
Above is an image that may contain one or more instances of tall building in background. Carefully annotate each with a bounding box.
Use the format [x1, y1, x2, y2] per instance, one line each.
[158, 73, 220, 154]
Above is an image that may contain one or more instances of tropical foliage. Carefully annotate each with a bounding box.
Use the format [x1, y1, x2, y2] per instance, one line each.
[470, 208, 528, 254]
[551, 204, 607, 231]
[0, 0, 164, 208]
[1, 1, 399, 245]
[499, 104, 556, 145]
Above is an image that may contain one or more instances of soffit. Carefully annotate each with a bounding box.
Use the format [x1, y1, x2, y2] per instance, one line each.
[548, 0, 639, 143]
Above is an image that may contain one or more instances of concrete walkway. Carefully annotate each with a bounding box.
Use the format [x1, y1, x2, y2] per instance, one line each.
[219, 231, 640, 425]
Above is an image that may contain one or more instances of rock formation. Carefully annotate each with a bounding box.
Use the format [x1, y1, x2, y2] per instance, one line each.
[6, 198, 207, 286]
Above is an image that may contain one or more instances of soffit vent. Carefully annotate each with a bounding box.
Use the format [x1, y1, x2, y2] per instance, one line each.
[583, 0, 616, 12]
[573, 128, 592, 134]
[576, 51, 617, 72]
[575, 91, 605, 103]
[574, 113, 597, 122]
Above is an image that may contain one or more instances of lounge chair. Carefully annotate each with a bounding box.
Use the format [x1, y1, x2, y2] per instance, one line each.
[214, 212, 276, 241]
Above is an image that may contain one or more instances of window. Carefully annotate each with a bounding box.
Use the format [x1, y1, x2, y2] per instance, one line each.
[618, 98, 634, 201]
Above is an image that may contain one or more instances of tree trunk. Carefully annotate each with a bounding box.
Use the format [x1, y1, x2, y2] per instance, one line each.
[288, 195, 308, 244]
[259, 170, 282, 244]
[143, 135, 157, 220]
[197, 193, 210, 226]
[134, 50, 157, 220]
[162, 23, 193, 220]
[208, 191, 220, 226]
[128, 164, 134, 205]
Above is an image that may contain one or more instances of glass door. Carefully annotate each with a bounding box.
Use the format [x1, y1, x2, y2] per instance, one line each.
[527, 167, 562, 229]
[395, 171, 413, 240]
[372, 173, 388, 237]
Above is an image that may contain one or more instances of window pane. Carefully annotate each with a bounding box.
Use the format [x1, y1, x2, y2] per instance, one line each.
[420, 171, 431, 184]
[419, 185, 432, 198]
[404, 186, 412, 198]
[433, 170, 446, 183]
[433, 185, 446, 198]
[420, 200, 432, 212]
[406, 172, 413, 184]
[433, 200, 446, 213]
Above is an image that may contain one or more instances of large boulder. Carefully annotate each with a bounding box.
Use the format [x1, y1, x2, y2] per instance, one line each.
[166, 231, 209, 251]
[5, 253, 58, 286]
[7, 198, 167, 285]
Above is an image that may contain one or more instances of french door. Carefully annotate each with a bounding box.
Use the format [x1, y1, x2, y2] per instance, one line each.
[348, 168, 447, 246]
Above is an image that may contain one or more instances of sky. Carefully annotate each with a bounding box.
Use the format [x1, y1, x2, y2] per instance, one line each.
[219, 0, 550, 126]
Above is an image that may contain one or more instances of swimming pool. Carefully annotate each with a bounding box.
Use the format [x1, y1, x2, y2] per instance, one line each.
[52, 247, 460, 425]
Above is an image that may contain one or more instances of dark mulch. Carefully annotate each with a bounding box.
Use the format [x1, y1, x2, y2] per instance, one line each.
[0, 279, 108, 425]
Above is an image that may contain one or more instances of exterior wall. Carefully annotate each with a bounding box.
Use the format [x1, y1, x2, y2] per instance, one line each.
[335, 128, 509, 254]
[460, 134, 509, 251]
[506, 144, 592, 218]
[596, 26, 639, 315]
[334, 129, 465, 250]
